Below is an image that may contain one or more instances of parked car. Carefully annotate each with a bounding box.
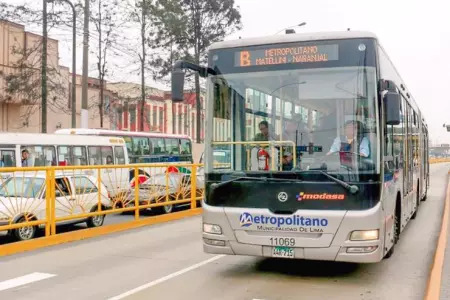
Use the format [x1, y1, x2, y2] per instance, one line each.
[125, 172, 204, 214]
[0, 172, 110, 241]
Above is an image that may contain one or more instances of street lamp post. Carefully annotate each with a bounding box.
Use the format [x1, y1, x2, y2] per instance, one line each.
[47, 0, 77, 128]
[274, 22, 307, 34]
[443, 124, 450, 132]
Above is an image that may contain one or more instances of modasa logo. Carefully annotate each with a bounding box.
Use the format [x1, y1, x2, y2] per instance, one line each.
[296, 192, 345, 201]
[239, 212, 328, 227]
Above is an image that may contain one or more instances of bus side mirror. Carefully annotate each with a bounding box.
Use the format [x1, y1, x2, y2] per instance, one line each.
[384, 92, 401, 125]
[171, 69, 185, 102]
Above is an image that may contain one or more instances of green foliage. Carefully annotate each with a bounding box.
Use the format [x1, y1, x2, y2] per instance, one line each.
[148, 0, 242, 83]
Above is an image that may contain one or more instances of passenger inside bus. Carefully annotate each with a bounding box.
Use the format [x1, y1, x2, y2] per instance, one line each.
[106, 155, 113, 165]
[253, 120, 279, 141]
[21, 149, 30, 167]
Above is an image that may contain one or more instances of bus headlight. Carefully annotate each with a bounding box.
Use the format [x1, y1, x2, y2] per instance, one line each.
[203, 223, 222, 235]
[350, 229, 379, 241]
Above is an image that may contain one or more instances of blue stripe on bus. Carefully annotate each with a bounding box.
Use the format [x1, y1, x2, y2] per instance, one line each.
[133, 156, 183, 163]
[384, 173, 393, 181]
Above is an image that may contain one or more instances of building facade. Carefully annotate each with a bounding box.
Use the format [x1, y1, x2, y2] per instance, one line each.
[106, 82, 205, 142]
[0, 20, 206, 144]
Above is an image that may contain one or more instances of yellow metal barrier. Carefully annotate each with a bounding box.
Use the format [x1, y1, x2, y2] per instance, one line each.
[430, 158, 450, 164]
[0, 155, 446, 245]
[0, 163, 204, 242]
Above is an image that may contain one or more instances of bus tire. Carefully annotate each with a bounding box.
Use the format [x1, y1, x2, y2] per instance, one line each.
[412, 183, 420, 220]
[385, 196, 401, 259]
[422, 186, 428, 201]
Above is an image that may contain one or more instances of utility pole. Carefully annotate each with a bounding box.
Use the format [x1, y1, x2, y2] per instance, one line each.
[139, 0, 146, 132]
[69, 1, 76, 128]
[81, 0, 90, 128]
[46, 0, 76, 127]
[41, 0, 48, 133]
[98, 0, 104, 128]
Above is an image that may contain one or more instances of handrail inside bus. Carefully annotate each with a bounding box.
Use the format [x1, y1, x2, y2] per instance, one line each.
[211, 140, 296, 170]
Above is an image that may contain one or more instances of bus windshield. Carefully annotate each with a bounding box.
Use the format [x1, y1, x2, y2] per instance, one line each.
[206, 42, 380, 182]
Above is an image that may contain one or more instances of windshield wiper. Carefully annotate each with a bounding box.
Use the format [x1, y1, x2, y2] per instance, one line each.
[287, 168, 359, 194]
[315, 170, 359, 194]
[210, 176, 302, 191]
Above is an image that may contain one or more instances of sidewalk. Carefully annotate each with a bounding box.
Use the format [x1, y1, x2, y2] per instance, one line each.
[440, 172, 450, 300]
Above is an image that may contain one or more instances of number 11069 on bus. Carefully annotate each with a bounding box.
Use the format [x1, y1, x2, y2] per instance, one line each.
[270, 237, 295, 259]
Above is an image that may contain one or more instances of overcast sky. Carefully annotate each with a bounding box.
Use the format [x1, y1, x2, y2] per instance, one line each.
[3, 0, 450, 144]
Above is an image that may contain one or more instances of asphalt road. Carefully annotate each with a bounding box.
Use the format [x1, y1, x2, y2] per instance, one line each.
[0, 163, 448, 300]
[0, 203, 191, 245]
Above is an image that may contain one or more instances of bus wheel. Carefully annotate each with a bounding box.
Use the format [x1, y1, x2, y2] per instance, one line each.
[422, 187, 428, 201]
[411, 186, 420, 220]
[385, 205, 400, 259]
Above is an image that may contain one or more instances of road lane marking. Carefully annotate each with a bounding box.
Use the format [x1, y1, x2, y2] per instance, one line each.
[424, 175, 450, 300]
[0, 272, 56, 292]
[107, 255, 225, 300]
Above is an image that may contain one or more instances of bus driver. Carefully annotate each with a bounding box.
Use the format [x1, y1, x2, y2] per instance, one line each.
[327, 120, 370, 158]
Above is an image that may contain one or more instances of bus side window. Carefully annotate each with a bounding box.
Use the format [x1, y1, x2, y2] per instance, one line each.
[132, 137, 150, 156]
[180, 139, 192, 155]
[72, 146, 87, 165]
[114, 146, 126, 165]
[151, 138, 166, 155]
[165, 138, 179, 155]
[24, 146, 56, 167]
[1, 150, 15, 167]
[122, 136, 133, 155]
[88, 146, 101, 165]
[101, 146, 114, 165]
[57, 146, 72, 165]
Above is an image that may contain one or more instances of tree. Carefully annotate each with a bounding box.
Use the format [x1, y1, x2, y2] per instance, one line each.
[148, 0, 242, 143]
[124, 0, 153, 132]
[88, 0, 121, 128]
[0, 4, 71, 131]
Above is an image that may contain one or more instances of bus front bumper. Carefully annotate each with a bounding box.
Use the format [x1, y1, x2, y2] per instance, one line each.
[203, 235, 384, 263]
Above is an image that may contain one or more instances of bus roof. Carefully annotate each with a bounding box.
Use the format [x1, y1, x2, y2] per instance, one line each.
[0, 132, 126, 146]
[209, 30, 378, 50]
[54, 128, 192, 140]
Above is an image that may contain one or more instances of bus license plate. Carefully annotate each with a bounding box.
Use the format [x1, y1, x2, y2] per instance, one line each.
[272, 246, 294, 258]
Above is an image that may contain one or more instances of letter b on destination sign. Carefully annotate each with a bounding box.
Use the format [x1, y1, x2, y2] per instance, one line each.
[240, 51, 251, 66]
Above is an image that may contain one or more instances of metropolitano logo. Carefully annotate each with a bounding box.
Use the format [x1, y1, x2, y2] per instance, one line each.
[239, 212, 253, 227]
[239, 212, 329, 228]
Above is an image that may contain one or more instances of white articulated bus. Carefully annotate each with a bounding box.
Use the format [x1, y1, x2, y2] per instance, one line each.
[0, 132, 129, 198]
[55, 128, 194, 185]
[171, 30, 429, 263]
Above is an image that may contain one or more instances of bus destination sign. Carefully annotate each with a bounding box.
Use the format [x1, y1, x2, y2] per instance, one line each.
[235, 44, 339, 67]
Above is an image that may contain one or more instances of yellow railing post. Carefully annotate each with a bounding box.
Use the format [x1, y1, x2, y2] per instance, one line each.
[50, 168, 56, 235]
[165, 167, 169, 204]
[190, 165, 197, 209]
[134, 167, 140, 220]
[45, 168, 51, 237]
[97, 167, 102, 213]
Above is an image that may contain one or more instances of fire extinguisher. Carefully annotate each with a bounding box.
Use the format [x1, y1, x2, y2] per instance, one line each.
[257, 147, 270, 170]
